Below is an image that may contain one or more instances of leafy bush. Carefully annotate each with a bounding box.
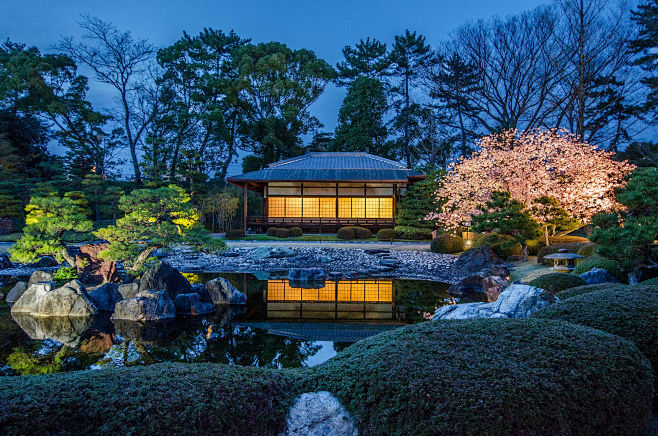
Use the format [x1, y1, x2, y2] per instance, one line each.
[533, 284, 658, 407]
[548, 235, 589, 244]
[430, 234, 464, 253]
[266, 227, 290, 238]
[639, 277, 658, 286]
[337, 226, 370, 240]
[525, 239, 543, 256]
[527, 273, 587, 294]
[576, 242, 599, 258]
[557, 283, 627, 300]
[572, 254, 624, 282]
[472, 233, 521, 258]
[394, 225, 433, 240]
[52, 266, 78, 283]
[376, 228, 396, 241]
[224, 229, 245, 239]
[306, 319, 653, 435]
[288, 227, 303, 237]
[537, 242, 588, 265]
[0, 363, 301, 435]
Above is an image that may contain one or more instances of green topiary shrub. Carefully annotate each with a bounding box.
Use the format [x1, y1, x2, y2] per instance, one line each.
[0, 363, 302, 434]
[557, 283, 628, 300]
[266, 227, 277, 237]
[336, 227, 355, 240]
[576, 242, 599, 258]
[266, 227, 290, 238]
[288, 227, 303, 237]
[572, 255, 625, 282]
[224, 229, 245, 240]
[306, 319, 654, 435]
[532, 285, 658, 407]
[472, 233, 522, 258]
[376, 228, 396, 241]
[638, 277, 658, 286]
[525, 239, 543, 256]
[527, 272, 587, 294]
[430, 234, 464, 253]
[393, 225, 433, 240]
[353, 226, 372, 239]
[537, 242, 588, 265]
[548, 235, 589, 244]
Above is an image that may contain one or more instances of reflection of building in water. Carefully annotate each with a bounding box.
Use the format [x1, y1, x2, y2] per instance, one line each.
[266, 280, 395, 320]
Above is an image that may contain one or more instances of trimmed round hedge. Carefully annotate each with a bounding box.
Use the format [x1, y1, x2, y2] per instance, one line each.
[306, 319, 653, 435]
[577, 242, 599, 258]
[557, 283, 628, 300]
[430, 234, 464, 253]
[266, 227, 290, 238]
[394, 225, 433, 240]
[376, 228, 395, 241]
[337, 226, 371, 240]
[572, 254, 624, 282]
[532, 285, 658, 407]
[288, 227, 303, 237]
[224, 229, 244, 239]
[527, 272, 587, 294]
[0, 363, 301, 435]
[638, 276, 658, 286]
[472, 233, 521, 258]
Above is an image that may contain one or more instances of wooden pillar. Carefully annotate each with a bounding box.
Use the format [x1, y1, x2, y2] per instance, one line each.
[243, 183, 248, 233]
[393, 184, 398, 224]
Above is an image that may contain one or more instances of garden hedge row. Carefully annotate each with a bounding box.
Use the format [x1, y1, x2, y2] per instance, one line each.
[393, 225, 434, 240]
[472, 233, 522, 258]
[224, 229, 245, 239]
[533, 284, 658, 407]
[337, 226, 371, 240]
[376, 228, 396, 241]
[1, 318, 652, 435]
[266, 227, 290, 238]
[430, 234, 464, 253]
[527, 272, 587, 294]
[557, 283, 627, 300]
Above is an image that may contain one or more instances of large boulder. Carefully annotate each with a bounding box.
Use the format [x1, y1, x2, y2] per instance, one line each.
[579, 267, 620, 285]
[75, 243, 119, 284]
[138, 262, 191, 299]
[5, 281, 28, 305]
[204, 278, 247, 305]
[111, 290, 176, 321]
[11, 313, 92, 347]
[0, 217, 15, 235]
[27, 270, 53, 287]
[453, 246, 505, 275]
[87, 283, 123, 311]
[11, 280, 97, 317]
[281, 391, 358, 436]
[433, 284, 556, 320]
[448, 273, 509, 297]
[249, 246, 295, 260]
[173, 293, 215, 316]
[288, 268, 326, 288]
[118, 282, 140, 300]
[30, 256, 59, 268]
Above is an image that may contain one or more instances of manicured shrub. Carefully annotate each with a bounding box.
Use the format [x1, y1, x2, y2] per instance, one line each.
[337, 226, 371, 240]
[576, 242, 599, 258]
[557, 283, 627, 300]
[639, 277, 658, 286]
[471, 233, 522, 258]
[548, 235, 589, 244]
[527, 272, 587, 294]
[336, 227, 355, 240]
[430, 234, 464, 253]
[224, 229, 245, 239]
[376, 228, 396, 241]
[266, 227, 277, 237]
[393, 225, 433, 240]
[572, 254, 624, 282]
[533, 285, 658, 407]
[306, 319, 654, 435]
[537, 242, 588, 265]
[288, 227, 303, 237]
[0, 363, 302, 434]
[266, 227, 290, 238]
[525, 239, 543, 256]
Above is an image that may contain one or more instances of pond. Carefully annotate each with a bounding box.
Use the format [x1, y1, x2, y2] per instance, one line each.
[0, 273, 485, 375]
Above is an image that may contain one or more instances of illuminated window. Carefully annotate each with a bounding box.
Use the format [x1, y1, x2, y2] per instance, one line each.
[379, 198, 393, 218]
[268, 197, 285, 217]
[302, 197, 319, 218]
[338, 198, 352, 218]
[286, 198, 302, 217]
[365, 198, 379, 218]
[319, 198, 336, 218]
[352, 198, 365, 218]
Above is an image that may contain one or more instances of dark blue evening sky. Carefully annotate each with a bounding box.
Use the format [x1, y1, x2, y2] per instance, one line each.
[2, 0, 546, 175]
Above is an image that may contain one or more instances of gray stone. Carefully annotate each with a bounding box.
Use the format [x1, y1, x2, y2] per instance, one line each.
[0, 254, 12, 269]
[138, 262, 191, 299]
[280, 391, 358, 436]
[87, 283, 123, 311]
[30, 256, 59, 268]
[118, 282, 140, 300]
[6, 281, 28, 305]
[173, 293, 215, 316]
[453, 246, 504, 274]
[250, 246, 296, 259]
[433, 284, 556, 320]
[28, 270, 53, 287]
[112, 290, 176, 321]
[11, 280, 97, 317]
[579, 267, 620, 285]
[204, 278, 247, 305]
[11, 313, 92, 347]
[482, 276, 509, 302]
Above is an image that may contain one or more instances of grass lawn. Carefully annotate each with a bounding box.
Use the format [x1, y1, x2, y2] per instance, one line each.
[510, 259, 554, 283]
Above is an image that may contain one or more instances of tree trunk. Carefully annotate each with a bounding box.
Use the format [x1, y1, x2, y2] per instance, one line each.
[128, 245, 160, 275]
[543, 226, 550, 247]
[522, 243, 529, 262]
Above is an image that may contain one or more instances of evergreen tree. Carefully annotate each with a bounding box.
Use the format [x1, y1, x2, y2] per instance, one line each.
[630, 0, 658, 115]
[336, 37, 390, 85]
[332, 77, 390, 156]
[395, 171, 443, 228]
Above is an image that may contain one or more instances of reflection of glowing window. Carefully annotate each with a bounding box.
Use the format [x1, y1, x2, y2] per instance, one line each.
[302, 197, 319, 218]
[319, 198, 336, 218]
[267, 279, 393, 302]
[351, 198, 365, 218]
[286, 198, 302, 217]
[268, 197, 285, 217]
[338, 198, 351, 218]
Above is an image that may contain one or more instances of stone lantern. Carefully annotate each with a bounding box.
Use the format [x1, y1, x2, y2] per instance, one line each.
[543, 249, 584, 271]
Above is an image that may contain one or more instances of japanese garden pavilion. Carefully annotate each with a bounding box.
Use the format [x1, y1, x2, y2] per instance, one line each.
[227, 152, 425, 232]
